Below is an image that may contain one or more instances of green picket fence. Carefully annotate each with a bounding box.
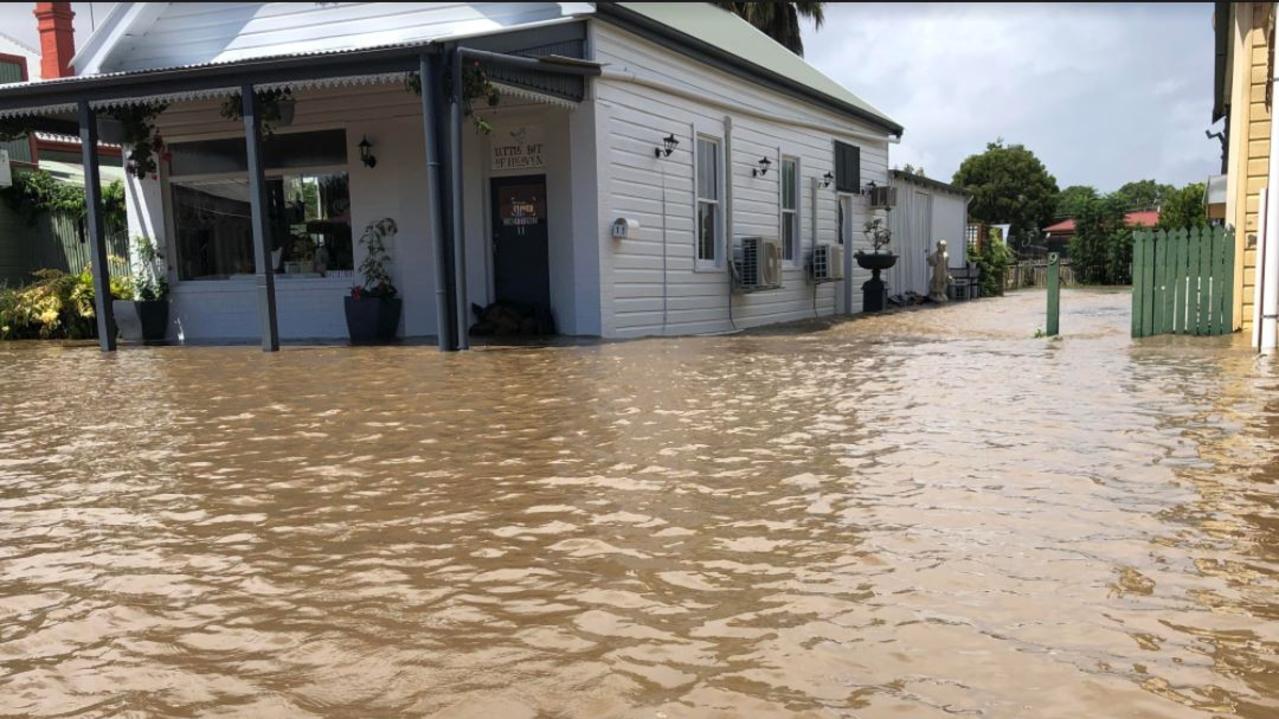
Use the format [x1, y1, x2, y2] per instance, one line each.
[1131, 226, 1234, 338]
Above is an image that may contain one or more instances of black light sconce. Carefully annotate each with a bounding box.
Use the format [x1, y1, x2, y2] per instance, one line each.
[861, 180, 878, 195]
[655, 133, 678, 158]
[359, 135, 377, 168]
[752, 156, 772, 177]
[821, 171, 834, 188]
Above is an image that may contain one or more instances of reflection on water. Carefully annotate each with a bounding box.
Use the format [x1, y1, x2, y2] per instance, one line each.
[1, 289, 1277, 718]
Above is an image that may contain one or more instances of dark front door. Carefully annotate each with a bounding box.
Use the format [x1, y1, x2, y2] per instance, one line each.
[491, 175, 550, 312]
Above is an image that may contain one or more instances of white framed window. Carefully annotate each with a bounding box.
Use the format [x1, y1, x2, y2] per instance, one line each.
[780, 155, 799, 266]
[166, 129, 353, 281]
[695, 134, 723, 268]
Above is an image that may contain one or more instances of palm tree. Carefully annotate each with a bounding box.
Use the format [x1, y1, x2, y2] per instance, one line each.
[711, 2, 826, 56]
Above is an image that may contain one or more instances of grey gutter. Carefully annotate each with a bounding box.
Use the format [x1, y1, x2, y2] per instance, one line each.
[1212, 0, 1230, 123]
[0, 23, 599, 114]
[593, 2, 903, 138]
[889, 169, 970, 198]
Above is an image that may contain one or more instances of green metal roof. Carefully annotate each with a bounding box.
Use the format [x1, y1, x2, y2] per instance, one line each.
[605, 2, 901, 135]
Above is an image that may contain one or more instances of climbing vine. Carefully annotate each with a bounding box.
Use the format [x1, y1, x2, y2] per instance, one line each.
[0, 102, 167, 179]
[104, 101, 168, 179]
[405, 60, 501, 134]
[220, 87, 295, 136]
[0, 117, 34, 143]
[0, 169, 125, 228]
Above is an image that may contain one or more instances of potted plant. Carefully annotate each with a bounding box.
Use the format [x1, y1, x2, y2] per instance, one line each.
[854, 217, 897, 312]
[344, 217, 401, 344]
[113, 235, 170, 342]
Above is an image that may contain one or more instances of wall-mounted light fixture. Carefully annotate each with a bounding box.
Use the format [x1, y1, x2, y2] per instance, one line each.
[655, 133, 679, 158]
[752, 156, 772, 177]
[359, 135, 377, 168]
[821, 171, 834, 188]
[861, 180, 878, 195]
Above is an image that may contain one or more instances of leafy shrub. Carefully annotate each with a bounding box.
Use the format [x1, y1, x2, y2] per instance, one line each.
[1070, 196, 1131, 285]
[0, 267, 132, 340]
[968, 229, 1012, 297]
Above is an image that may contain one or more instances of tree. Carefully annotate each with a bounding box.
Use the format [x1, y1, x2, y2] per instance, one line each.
[712, 2, 825, 56]
[1070, 195, 1131, 285]
[900, 163, 926, 177]
[1055, 185, 1099, 219]
[952, 140, 1059, 251]
[1157, 182, 1207, 229]
[1112, 179, 1174, 212]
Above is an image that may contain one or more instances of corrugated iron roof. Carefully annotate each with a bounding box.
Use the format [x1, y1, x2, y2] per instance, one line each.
[1044, 210, 1161, 234]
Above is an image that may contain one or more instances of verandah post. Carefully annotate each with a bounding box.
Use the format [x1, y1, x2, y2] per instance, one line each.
[419, 52, 454, 352]
[79, 100, 116, 351]
[241, 83, 280, 352]
[447, 45, 469, 350]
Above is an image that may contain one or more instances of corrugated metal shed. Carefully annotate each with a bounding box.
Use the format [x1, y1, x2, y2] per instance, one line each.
[887, 170, 970, 296]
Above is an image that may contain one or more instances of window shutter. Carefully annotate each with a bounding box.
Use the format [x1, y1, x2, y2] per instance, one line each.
[834, 141, 860, 193]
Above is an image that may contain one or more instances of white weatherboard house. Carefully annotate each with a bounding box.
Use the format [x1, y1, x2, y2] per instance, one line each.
[0, 2, 902, 350]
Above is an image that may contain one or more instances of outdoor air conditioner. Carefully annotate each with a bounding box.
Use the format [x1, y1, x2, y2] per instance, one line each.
[868, 185, 897, 209]
[734, 236, 783, 291]
[811, 243, 844, 281]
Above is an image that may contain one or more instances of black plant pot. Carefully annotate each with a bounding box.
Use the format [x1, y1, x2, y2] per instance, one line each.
[854, 252, 898, 313]
[112, 299, 169, 343]
[854, 251, 898, 272]
[344, 296, 402, 344]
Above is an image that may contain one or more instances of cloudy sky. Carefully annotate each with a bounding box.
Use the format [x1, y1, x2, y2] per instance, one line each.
[802, 3, 1219, 192]
[2, 2, 1219, 193]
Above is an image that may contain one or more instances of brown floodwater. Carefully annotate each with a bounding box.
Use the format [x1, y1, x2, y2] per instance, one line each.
[1, 289, 1277, 718]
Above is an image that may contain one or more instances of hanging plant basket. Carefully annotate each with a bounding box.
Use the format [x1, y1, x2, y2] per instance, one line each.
[220, 87, 296, 135]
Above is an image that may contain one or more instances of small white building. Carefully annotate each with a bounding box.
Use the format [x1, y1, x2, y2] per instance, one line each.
[886, 169, 970, 298]
[0, 2, 904, 349]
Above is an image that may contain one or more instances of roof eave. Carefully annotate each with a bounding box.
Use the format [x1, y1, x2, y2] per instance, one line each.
[889, 169, 969, 197]
[1212, 0, 1231, 123]
[593, 2, 902, 138]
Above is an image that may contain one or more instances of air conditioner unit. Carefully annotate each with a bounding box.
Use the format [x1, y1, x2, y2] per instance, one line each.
[733, 236, 783, 290]
[868, 185, 897, 209]
[811, 243, 844, 281]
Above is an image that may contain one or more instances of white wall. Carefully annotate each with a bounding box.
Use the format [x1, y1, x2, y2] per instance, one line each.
[591, 22, 893, 338]
[123, 81, 591, 342]
[83, 2, 588, 74]
[886, 177, 970, 298]
[128, 82, 437, 341]
[933, 192, 970, 270]
[885, 182, 930, 299]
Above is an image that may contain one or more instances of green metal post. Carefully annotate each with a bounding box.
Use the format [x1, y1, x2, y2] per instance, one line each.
[1046, 252, 1060, 336]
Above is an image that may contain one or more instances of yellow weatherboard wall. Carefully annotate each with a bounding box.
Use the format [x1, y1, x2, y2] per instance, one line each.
[1226, 3, 1273, 331]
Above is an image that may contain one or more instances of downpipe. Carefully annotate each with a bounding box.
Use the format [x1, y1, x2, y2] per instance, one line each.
[1262, 20, 1279, 352]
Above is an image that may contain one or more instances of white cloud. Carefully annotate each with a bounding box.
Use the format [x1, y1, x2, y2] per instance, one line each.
[2, 2, 1220, 193]
[802, 2, 1221, 192]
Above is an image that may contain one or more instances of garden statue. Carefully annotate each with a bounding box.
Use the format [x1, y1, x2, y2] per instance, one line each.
[929, 240, 950, 302]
